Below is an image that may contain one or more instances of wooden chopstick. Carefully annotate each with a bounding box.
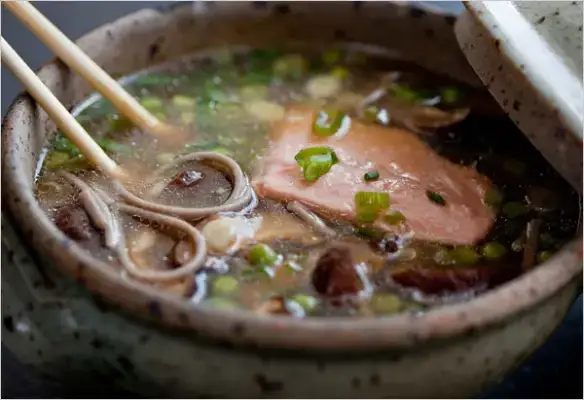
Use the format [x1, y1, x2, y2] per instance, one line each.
[3, 1, 175, 139]
[1, 37, 124, 179]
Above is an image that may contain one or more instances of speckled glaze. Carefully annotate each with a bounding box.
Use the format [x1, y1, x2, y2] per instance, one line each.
[2, 2, 582, 398]
[455, 1, 583, 192]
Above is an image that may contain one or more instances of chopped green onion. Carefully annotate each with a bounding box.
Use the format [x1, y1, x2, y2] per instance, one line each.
[243, 265, 276, 279]
[384, 210, 406, 225]
[139, 96, 164, 113]
[536, 250, 553, 263]
[439, 86, 460, 105]
[172, 95, 196, 110]
[451, 246, 480, 265]
[390, 84, 423, 102]
[355, 226, 385, 239]
[108, 114, 134, 132]
[484, 187, 504, 208]
[502, 202, 530, 218]
[363, 106, 380, 123]
[322, 49, 342, 65]
[294, 146, 339, 182]
[355, 191, 390, 222]
[481, 241, 507, 260]
[312, 109, 346, 136]
[45, 151, 70, 169]
[364, 171, 380, 181]
[248, 243, 280, 266]
[272, 54, 307, 80]
[53, 135, 81, 156]
[284, 260, 303, 272]
[427, 190, 446, 206]
[330, 66, 349, 79]
[211, 275, 239, 296]
[371, 293, 403, 314]
[288, 294, 318, 312]
[433, 248, 456, 266]
[239, 84, 269, 101]
[205, 297, 238, 310]
[45, 152, 89, 171]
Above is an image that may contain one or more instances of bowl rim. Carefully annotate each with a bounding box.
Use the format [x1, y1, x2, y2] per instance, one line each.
[2, 1, 582, 351]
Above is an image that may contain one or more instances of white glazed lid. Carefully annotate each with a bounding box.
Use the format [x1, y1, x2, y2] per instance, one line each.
[454, 1, 583, 192]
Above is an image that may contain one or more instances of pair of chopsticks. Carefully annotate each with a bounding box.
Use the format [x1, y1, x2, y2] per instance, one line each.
[1, 1, 181, 179]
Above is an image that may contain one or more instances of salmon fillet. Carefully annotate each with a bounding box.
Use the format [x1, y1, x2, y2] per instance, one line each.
[252, 107, 495, 245]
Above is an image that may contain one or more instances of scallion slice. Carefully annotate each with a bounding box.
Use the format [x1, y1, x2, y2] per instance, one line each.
[364, 170, 379, 181]
[384, 210, 406, 225]
[295, 146, 339, 182]
[312, 109, 346, 136]
[427, 190, 446, 206]
[248, 243, 280, 266]
[355, 191, 390, 222]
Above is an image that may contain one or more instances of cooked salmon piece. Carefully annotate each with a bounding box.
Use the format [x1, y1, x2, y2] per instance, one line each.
[252, 107, 496, 245]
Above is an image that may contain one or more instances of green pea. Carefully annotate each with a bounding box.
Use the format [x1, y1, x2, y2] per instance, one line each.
[211, 275, 239, 296]
[481, 241, 507, 260]
[371, 293, 403, 314]
[451, 246, 480, 265]
[289, 294, 318, 312]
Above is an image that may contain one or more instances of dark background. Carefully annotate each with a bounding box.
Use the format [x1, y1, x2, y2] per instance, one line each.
[1, 2, 582, 398]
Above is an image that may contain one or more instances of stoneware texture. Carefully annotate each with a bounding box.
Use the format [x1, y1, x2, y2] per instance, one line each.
[2, 2, 582, 398]
[455, 1, 584, 192]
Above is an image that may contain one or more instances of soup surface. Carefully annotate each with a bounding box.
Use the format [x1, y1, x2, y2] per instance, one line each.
[36, 46, 581, 318]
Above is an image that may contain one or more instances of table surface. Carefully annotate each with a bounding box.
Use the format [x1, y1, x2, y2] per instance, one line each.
[1, 2, 582, 398]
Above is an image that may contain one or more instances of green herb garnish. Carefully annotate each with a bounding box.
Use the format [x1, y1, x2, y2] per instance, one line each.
[211, 275, 239, 296]
[294, 146, 339, 182]
[451, 246, 480, 265]
[355, 191, 390, 222]
[427, 190, 446, 206]
[364, 170, 380, 181]
[248, 243, 280, 266]
[481, 241, 507, 260]
[312, 109, 346, 137]
[384, 210, 406, 225]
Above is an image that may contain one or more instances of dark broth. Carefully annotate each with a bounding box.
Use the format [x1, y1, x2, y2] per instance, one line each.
[35, 46, 581, 318]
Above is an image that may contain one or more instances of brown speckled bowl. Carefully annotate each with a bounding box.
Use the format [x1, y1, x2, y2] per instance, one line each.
[2, 2, 582, 398]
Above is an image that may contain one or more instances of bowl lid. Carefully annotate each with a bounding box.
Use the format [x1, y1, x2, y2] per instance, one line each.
[454, 1, 583, 191]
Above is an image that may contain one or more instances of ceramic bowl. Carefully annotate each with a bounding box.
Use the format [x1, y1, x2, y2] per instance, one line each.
[455, 1, 583, 192]
[2, 2, 582, 398]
